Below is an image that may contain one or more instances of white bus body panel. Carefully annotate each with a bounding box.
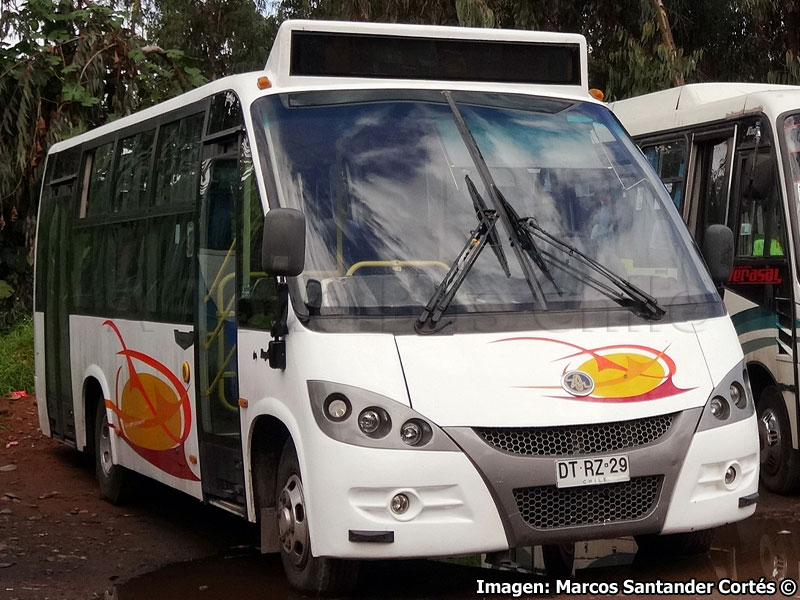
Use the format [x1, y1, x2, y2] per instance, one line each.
[397, 322, 715, 427]
[33, 310, 49, 437]
[235, 312, 750, 558]
[662, 412, 758, 532]
[68, 315, 203, 498]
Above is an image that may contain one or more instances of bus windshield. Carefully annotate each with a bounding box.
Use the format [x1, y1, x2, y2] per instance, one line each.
[253, 90, 717, 320]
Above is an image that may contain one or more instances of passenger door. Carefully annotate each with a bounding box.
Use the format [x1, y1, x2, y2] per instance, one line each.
[726, 118, 793, 356]
[195, 92, 247, 513]
[40, 167, 77, 443]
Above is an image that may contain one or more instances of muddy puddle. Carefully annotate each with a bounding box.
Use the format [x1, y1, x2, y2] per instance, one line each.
[106, 515, 800, 599]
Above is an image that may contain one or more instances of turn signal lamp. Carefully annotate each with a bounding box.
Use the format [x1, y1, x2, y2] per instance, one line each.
[589, 88, 605, 101]
[257, 76, 272, 90]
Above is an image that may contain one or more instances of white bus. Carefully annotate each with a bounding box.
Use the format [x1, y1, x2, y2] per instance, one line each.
[613, 83, 800, 496]
[35, 21, 757, 591]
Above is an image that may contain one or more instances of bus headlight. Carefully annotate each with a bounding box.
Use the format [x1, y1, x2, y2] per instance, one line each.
[358, 407, 391, 438]
[400, 419, 432, 446]
[324, 394, 351, 421]
[710, 396, 730, 420]
[730, 382, 746, 409]
[307, 380, 457, 451]
[697, 360, 754, 432]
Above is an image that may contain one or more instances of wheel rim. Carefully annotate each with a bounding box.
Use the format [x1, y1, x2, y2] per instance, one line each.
[278, 474, 309, 568]
[99, 415, 114, 478]
[759, 407, 783, 476]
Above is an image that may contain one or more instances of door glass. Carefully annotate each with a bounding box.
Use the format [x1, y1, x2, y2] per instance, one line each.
[197, 156, 240, 437]
[238, 138, 275, 330]
[735, 151, 784, 257]
[702, 140, 731, 229]
[643, 140, 687, 210]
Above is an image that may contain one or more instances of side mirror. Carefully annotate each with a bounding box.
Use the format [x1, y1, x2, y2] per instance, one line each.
[262, 208, 306, 277]
[702, 224, 734, 284]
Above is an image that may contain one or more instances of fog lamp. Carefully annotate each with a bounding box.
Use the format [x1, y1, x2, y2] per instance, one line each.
[710, 396, 730, 420]
[390, 493, 409, 514]
[725, 466, 737, 486]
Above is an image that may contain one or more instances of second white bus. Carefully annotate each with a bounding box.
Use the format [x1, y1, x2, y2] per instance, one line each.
[614, 83, 800, 495]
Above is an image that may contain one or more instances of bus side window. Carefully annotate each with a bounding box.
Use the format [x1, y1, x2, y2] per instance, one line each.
[734, 152, 784, 258]
[154, 113, 204, 207]
[642, 140, 687, 211]
[81, 142, 114, 219]
[113, 130, 155, 213]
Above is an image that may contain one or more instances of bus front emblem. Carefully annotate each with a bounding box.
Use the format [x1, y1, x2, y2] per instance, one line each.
[561, 370, 595, 396]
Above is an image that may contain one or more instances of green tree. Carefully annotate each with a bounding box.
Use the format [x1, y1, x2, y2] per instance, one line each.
[605, 20, 702, 100]
[0, 0, 204, 328]
[146, 0, 276, 80]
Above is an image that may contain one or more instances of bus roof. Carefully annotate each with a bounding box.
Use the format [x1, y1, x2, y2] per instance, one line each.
[611, 82, 800, 137]
[49, 20, 591, 155]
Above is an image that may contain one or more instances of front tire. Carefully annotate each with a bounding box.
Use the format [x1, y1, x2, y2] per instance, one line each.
[276, 439, 359, 594]
[758, 386, 800, 494]
[95, 402, 131, 504]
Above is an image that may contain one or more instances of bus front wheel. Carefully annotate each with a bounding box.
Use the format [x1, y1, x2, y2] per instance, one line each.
[94, 402, 131, 504]
[276, 439, 359, 593]
[758, 386, 800, 494]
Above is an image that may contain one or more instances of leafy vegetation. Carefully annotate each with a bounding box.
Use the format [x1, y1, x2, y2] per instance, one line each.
[0, 0, 206, 329]
[0, 318, 34, 395]
[2, 0, 800, 336]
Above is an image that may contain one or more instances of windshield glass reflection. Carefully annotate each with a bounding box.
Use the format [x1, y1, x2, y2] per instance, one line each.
[253, 90, 717, 320]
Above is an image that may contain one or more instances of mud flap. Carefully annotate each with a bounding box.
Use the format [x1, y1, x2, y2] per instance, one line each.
[260, 507, 280, 553]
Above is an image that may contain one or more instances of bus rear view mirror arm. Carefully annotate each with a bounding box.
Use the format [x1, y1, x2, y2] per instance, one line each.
[262, 208, 306, 277]
[702, 224, 734, 285]
[262, 208, 305, 370]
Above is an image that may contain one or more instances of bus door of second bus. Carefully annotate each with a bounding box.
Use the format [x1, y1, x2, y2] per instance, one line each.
[726, 119, 794, 355]
[195, 92, 247, 514]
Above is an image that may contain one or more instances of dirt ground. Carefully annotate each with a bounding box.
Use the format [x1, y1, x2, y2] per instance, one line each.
[3, 392, 800, 600]
[0, 394, 255, 600]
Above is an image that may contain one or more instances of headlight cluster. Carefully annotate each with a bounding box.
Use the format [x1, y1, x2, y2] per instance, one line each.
[709, 379, 748, 421]
[309, 380, 455, 450]
[697, 363, 754, 432]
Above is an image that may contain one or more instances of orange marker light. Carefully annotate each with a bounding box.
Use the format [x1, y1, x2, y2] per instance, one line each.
[181, 361, 191, 384]
[589, 88, 605, 101]
[189, 455, 198, 464]
[238, 398, 249, 408]
[257, 76, 272, 90]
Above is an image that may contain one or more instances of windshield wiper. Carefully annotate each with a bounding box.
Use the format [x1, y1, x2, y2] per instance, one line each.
[415, 204, 503, 334]
[443, 91, 548, 309]
[492, 185, 562, 296]
[465, 175, 510, 277]
[517, 215, 666, 320]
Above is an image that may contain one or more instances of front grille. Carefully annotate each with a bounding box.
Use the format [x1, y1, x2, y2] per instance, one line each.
[475, 414, 675, 456]
[514, 475, 663, 530]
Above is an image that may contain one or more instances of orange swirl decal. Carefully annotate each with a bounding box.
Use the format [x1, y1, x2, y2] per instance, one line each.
[492, 337, 692, 402]
[103, 320, 199, 480]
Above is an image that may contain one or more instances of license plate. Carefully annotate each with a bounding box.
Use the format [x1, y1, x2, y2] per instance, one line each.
[555, 454, 630, 488]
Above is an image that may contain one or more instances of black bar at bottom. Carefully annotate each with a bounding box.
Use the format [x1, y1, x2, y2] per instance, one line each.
[739, 492, 759, 508]
[349, 530, 394, 543]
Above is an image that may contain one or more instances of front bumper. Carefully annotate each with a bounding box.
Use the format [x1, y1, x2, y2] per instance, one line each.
[306, 408, 758, 558]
